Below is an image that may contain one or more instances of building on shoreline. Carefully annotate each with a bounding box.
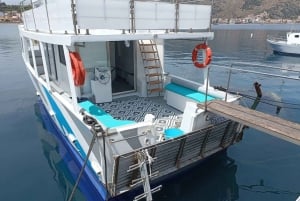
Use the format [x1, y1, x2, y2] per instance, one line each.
[0, 10, 21, 23]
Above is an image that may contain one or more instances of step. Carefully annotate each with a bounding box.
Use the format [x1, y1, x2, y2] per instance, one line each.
[147, 80, 162, 85]
[146, 73, 162, 77]
[139, 43, 155, 46]
[148, 88, 163, 93]
[141, 51, 158, 54]
[143, 58, 160, 61]
[144, 65, 161, 69]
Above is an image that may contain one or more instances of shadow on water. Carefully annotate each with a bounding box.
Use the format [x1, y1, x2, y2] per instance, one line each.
[239, 179, 300, 197]
[34, 102, 85, 201]
[153, 152, 239, 201]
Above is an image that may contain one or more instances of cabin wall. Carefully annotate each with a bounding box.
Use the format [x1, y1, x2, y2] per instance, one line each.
[77, 42, 109, 97]
[156, 39, 165, 74]
[136, 42, 147, 97]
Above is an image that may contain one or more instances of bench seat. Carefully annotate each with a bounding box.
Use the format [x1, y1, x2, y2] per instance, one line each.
[165, 83, 216, 111]
[79, 100, 135, 128]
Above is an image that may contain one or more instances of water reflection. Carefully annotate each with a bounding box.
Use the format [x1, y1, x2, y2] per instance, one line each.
[266, 54, 300, 73]
[0, 39, 19, 55]
[240, 179, 300, 196]
[34, 102, 85, 201]
[153, 152, 239, 201]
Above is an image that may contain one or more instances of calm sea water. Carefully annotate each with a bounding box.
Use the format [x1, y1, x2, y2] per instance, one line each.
[1, 23, 300, 201]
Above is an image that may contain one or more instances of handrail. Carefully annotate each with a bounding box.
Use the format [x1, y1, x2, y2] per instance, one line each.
[211, 62, 300, 101]
[19, 0, 213, 34]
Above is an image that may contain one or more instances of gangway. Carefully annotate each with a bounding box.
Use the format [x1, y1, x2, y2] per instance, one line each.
[200, 100, 300, 146]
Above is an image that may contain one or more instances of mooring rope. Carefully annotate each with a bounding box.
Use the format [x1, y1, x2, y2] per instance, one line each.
[67, 123, 103, 201]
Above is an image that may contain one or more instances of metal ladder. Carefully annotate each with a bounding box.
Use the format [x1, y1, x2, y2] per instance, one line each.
[128, 150, 161, 201]
[138, 40, 164, 96]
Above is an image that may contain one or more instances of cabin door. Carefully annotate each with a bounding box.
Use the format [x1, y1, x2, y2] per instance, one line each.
[110, 41, 135, 94]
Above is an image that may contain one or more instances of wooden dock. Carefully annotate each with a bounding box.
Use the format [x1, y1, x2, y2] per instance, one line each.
[201, 100, 300, 145]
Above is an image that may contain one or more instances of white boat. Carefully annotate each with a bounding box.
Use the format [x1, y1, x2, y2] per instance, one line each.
[267, 32, 300, 56]
[18, 0, 243, 200]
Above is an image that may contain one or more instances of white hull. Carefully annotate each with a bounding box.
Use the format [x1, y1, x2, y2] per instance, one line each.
[267, 32, 300, 55]
[267, 39, 300, 55]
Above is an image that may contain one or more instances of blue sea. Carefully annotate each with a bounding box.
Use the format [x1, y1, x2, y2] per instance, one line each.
[1, 23, 300, 201]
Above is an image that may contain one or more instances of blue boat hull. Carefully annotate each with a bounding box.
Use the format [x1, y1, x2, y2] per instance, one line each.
[36, 98, 109, 201]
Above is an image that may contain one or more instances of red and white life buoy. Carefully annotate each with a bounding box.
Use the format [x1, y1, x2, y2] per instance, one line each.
[69, 52, 86, 86]
[192, 43, 212, 68]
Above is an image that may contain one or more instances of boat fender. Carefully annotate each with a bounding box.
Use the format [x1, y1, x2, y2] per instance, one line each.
[69, 52, 86, 86]
[67, 134, 77, 143]
[192, 43, 212, 68]
[91, 161, 102, 176]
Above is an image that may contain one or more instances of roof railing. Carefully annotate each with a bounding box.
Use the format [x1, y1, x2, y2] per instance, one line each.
[20, 0, 213, 35]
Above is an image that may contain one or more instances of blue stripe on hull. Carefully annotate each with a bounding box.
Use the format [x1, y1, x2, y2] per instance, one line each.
[37, 98, 108, 201]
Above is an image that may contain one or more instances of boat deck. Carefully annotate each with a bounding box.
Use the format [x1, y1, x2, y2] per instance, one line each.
[97, 96, 182, 133]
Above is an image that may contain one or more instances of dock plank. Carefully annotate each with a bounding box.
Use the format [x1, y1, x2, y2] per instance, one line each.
[201, 100, 300, 145]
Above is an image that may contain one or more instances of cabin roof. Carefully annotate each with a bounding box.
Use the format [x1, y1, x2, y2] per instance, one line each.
[19, 26, 214, 45]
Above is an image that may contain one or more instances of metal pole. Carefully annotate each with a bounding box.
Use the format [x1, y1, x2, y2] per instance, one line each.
[225, 64, 233, 102]
[175, 0, 179, 32]
[30, 0, 37, 31]
[71, 0, 77, 35]
[19, 0, 27, 29]
[44, 0, 52, 33]
[68, 123, 105, 201]
[209, 0, 214, 32]
[130, 0, 135, 33]
[204, 66, 210, 112]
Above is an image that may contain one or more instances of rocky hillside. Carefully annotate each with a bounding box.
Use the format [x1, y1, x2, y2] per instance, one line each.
[213, 0, 300, 19]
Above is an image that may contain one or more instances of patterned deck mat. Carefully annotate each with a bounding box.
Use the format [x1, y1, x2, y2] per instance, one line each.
[98, 96, 182, 133]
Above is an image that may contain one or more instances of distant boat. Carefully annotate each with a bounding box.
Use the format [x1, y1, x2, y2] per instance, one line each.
[267, 32, 300, 56]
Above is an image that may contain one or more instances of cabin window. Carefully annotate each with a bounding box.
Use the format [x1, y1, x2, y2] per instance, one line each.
[295, 35, 299, 38]
[58, 45, 66, 65]
[45, 44, 58, 81]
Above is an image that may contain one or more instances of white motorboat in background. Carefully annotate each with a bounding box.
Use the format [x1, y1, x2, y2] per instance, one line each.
[267, 32, 300, 56]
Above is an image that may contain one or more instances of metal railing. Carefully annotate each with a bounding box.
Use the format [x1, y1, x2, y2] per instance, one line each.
[213, 62, 300, 102]
[20, 0, 213, 35]
[110, 119, 240, 196]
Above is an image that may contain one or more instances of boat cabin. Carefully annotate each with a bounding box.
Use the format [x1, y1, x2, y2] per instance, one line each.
[287, 32, 300, 45]
[19, 0, 243, 199]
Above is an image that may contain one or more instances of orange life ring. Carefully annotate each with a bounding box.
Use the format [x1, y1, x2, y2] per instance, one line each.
[69, 52, 86, 86]
[192, 43, 212, 68]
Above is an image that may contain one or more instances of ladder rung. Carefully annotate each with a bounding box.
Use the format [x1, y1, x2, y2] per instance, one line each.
[143, 58, 159, 61]
[146, 73, 161, 77]
[148, 88, 163, 93]
[144, 65, 160, 69]
[141, 51, 158, 54]
[139, 43, 155, 46]
[148, 80, 161, 85]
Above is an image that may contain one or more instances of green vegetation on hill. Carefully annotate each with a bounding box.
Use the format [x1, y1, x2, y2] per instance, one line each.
[213, 0, 300, 20]
[0, 3, 31, 12]
[1, 1, 299, 21]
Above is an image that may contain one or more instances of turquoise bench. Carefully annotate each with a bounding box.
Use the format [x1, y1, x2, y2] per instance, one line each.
[79, 100, 135, 128]
[165, 83, 215, 103]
